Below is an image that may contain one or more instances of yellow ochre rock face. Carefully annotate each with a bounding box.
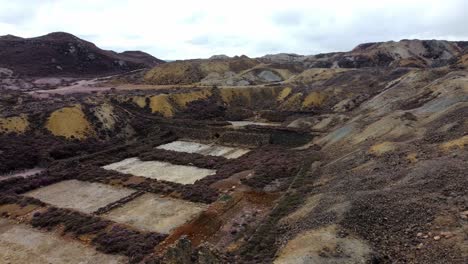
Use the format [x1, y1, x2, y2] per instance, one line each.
[132, 96, 147, 108]
[144, 58, 258, 85]
[302, 91, 327, 108]
[149, 94, 174, 117]
[220, 87, 280, 106]
[277, 87, 292, 102]
[147, 90, 213, 117]
[440, 135, 468, 151]
[0, 115, 29, 134]
[138, 87, 282, 117]
[279, 92, 303, 111]
[144, 62, 203, 85]
[406, 152, 418, 163]
[220, 88, 253, 104]
[46, 105, 94, 139]
[170, 89, 212, 108]
[369, 141, 397, 156]
[288, 68, 349, 83]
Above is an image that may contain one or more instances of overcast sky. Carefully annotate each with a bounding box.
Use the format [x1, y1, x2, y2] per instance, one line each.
[1, 0, 467, 60]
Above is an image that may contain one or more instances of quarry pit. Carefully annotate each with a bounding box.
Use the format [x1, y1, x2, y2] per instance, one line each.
[1, 36, 467, 263]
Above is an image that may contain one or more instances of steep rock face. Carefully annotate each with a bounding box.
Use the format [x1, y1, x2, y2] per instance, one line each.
[0, 32, 164, 76]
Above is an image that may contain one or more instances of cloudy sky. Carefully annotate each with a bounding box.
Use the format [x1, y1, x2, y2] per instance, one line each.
[0, 0, 467, 60]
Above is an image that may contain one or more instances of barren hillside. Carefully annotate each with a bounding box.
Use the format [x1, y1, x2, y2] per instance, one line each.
[0, 32, 164, 77]
[0, 36, 466, 264]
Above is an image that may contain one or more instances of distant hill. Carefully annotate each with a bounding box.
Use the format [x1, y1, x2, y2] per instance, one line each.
[260, 39, 468, 68]
[143, 39, 468, 86]
[0, 32, 164, 76]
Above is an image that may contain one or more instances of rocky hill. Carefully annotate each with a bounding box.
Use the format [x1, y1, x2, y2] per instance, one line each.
[142, 39, 468, 87]
[0, 32, 164, 76]
[261, 39, 468, 68]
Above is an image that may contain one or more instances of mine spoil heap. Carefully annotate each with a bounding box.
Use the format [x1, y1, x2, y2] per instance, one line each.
[0, 34, 467, 264]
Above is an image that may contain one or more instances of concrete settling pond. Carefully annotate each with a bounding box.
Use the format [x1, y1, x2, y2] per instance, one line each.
[102, 157, 216, 184]
[157, 140, 250, 159]
[103, 193, 206, 234]
[0, 219, 127, 264]
[25, 180, 136, 214]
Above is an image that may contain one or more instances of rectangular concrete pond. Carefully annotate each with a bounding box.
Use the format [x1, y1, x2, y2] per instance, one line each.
[103, 193, 206, 234]
[157, 140, 250, 159]
[25, 180, 136, 214]
[102, 157, 216, 184]
[0, 219, 127, 264]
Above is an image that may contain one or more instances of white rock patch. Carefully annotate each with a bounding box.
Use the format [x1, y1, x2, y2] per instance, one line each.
[157, 140, 250, 159]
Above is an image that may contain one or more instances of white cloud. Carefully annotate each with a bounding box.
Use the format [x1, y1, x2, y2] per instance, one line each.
[0, 0, 467, 59]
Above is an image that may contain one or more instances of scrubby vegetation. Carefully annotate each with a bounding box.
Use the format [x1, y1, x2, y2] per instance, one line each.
[31, 207, 167, 263]
[0, 132, 114, 174]
[0, 134, 40, 173]
[32, 207, 110, 234]
[196, 146, 304, 190]
[237, 155, 317, 262]
[139, 149, 226, 170]
[0, 193, 45, 207]
[94, 225, 166, 263]
[0, 171, 66, 194]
